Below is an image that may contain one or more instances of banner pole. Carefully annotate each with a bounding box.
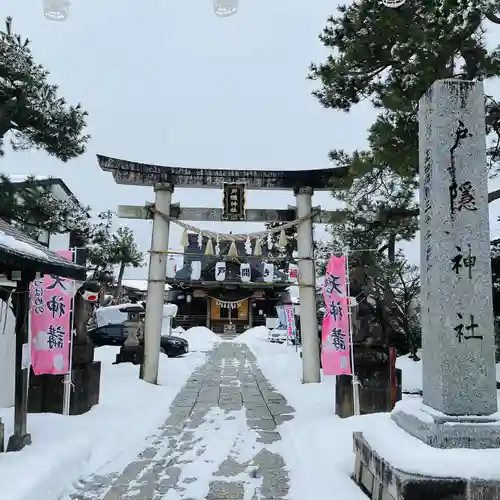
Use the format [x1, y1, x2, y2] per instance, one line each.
[344, 247, 360, 416]
[62, 248, 76, 416]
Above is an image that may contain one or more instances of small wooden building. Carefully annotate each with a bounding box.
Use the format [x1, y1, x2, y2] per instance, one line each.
[166, 235, 290, 334]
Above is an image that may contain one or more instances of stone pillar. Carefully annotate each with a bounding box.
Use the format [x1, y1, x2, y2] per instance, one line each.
[142, 183, 173, 384]
[393, 79, 500, 448]
[294, 186, 320, 383]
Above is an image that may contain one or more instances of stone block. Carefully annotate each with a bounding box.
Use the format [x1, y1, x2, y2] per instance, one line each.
[353, 431, 500, 500]
[392, 404, 500, 449]
[115, 345, 143, 365]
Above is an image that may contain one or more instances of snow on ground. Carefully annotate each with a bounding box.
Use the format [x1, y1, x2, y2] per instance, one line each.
[241, 328, 500, 496]
[239, 326, 375, 500]
[0, 333, 213, 500]
[182, 326, 225, 350]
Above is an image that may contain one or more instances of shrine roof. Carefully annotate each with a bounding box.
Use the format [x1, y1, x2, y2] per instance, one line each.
[0, 219, 86, 280]
[97, 154, 350, 190]
[168, 234, 289, 285]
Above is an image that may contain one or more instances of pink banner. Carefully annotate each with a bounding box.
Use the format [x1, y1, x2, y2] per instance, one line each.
[321, 255, 352, 375]
[284, 304, 295, 339]
[30, 250, 73, 375]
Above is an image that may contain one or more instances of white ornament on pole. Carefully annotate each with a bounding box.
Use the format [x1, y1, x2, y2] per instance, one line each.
[267, 232, 273, 250]
[215, 234, 221, 255]
[240, 262, 251, 282]
[191, 260, 201, 280]
[263, 262, 274, 283]
[245, 236, 252, 255]
[380, 0, 406, 7]
[215, 261, 226, 281]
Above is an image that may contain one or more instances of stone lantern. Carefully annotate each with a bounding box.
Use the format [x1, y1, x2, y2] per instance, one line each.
[114, 305, 144, 365]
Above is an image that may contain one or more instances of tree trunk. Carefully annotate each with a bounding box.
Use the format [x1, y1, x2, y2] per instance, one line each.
[387, 234, 396, 263]
[114, 262, 126, 299]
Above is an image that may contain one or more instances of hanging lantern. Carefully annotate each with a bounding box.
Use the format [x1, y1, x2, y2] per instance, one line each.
[263, 263, 274, 283]
[213, 0, 238, 17]
[191, 261, 201, 281]
[245, 235, 252, 255]
[254, 238, 262, 257]
[240, 263, 251, 282]
[181, 230, 189, 247]
[215, 262, 226, 281]
[205, 238, 214, 256]
[288, 263, 299, 283]
[167, 257, 177, 278]
[278, 229, 287, 248]
[267, 231, 273, 250]
[228, 240, 238, 257]
[43, 0, 71, 21]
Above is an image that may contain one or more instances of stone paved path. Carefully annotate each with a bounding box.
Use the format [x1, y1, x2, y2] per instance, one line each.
[65, 343, 294, 500]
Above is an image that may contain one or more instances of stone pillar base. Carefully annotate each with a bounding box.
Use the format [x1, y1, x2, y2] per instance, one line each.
[392, 404, 500, 449]
[353, 431, 500, 500]
[115, 345, 144, 365]
[6, 432, 31, 452]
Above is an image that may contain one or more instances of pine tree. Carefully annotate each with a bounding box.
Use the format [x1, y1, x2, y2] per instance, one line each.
[108, 227, 144, 297]
[263, 221, 297, 272]
[309, 1, 500, 250]
[85, 213, 143, 296]
[0, 16, 89, 159]
[0, 174, 91, 237]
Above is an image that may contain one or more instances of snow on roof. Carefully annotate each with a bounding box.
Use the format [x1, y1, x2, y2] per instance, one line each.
[8, 175, 50, 182]
[122, 279, 170, 291]
[0, 230, 47, 259]
[0, 219, 86, 279]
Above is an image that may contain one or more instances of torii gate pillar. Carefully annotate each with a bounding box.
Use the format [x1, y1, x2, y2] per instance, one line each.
[294, 187, 321, 384]
[142, 182, 173, 384]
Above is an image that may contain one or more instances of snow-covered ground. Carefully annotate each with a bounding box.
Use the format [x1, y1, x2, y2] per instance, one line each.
[238, 327, 378, 500]
[3, 325, 500, 500]
[0, 330, 212, 500]
[239, 327, 500, 498]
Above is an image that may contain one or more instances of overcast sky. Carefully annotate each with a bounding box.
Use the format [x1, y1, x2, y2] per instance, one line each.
[2, 0, 500, 279]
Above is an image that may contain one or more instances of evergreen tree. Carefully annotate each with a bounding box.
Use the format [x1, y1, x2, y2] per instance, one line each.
[309, 1, 500, 251]
[263, 221, 297, 272]
[0, 17, 89, 159]
[0, 174, 91, 237]
[108, 227, 144, 297]
[85, 213, 144, 296]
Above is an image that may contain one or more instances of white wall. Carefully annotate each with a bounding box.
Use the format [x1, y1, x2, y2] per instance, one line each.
[48, 232, 70, 251]
[0, 296, 16, 408]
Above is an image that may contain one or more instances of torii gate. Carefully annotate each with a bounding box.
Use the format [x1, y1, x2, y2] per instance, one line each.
[97, 154, 349, 384]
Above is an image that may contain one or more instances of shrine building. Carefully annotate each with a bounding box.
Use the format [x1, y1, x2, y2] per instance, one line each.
[166, 234, 291, 334]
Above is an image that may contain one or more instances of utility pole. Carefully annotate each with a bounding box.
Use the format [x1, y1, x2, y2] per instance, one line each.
[141, 183, 173, 384]
[294, 186, 321, 383]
